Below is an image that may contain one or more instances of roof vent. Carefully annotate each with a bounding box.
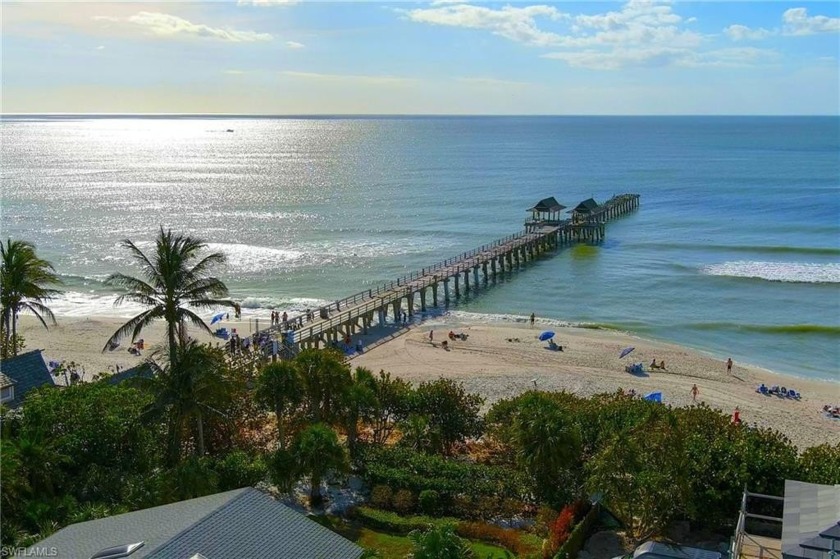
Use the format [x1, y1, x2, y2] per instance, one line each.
[89, 542, 145, 559]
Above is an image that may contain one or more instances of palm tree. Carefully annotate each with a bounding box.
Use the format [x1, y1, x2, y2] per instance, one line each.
[296, 349, 352, 424]
[290, 423, 348, 507]
[255, 361, 303, 450]
[341, 367, 377, 457]
[0, 239, 62, 357]
[103, 228, 238, 368]
[409, 524, 474, 559]
[137, 341, 231, 463]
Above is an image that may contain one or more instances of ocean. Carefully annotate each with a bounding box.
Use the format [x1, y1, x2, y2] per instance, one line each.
[1, 116, 838, 381]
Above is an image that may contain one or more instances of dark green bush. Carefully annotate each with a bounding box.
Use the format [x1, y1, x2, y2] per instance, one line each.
[419, 489, 441, 515]
[213, 450, 267, 491]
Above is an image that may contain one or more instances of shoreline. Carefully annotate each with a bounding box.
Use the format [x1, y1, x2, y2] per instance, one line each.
[16, 314, 840, 449]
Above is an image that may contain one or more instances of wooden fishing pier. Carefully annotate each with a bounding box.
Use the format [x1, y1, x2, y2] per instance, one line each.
[271, 194, 639, 353]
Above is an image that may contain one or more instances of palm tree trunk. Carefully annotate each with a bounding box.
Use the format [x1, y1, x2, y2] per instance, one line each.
[310, 471, 322, 507]
[168, 321, 178, 371]
[11, 309, 18, 357]
[196, 413, 205, 456]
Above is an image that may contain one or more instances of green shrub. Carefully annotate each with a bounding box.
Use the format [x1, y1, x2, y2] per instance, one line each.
[352, 506, 448, 535]
[419, 490, 441, 515]
[213, 451, 267, 491]
[393, 489, 416, 514]
[370, 485, 394, 510]
[357, 445, 530, 516]
[475, 496, 500, 520]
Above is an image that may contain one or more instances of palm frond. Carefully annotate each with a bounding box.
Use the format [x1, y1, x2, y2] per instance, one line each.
[21, 301, 57, 328]
[120, 238, 159, 281]
[104, 273, 157, 296]
[102, 308, 162, 352]
[179, 308, 214, 337]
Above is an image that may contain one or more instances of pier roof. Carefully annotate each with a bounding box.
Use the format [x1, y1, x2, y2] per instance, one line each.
[571, 198, 600, 214]
[529, 197, 566, 213]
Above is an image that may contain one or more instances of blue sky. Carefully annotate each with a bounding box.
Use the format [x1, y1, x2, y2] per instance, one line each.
[2, 1, 838, 114]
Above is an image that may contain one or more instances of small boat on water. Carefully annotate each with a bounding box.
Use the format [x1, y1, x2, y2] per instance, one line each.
[226, 129, 234, 133]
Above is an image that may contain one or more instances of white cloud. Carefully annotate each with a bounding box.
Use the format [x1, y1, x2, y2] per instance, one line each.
[94, 11, 273, 42]
[405, 4, 567, 47]
[237, 0, 298, 6]
[405, 0, 706, 68]
[782, 7, 840, 36]
[95, 45, 105, 50]
[282, 71, 416, 86]
[285, 40, 305, 49]
[724, 24, 773, 41]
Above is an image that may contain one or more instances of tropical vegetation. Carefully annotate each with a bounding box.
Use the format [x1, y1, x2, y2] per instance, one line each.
[0, 239, 62, 358]
[2, 232, 839, 558]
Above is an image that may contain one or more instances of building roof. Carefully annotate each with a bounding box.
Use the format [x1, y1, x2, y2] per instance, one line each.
[0, 372, 17, 389]
[529, 197, 566, 213]
[571, 198, 600, 213]
[781, 480, 840, 559]
[28, 488, 363, 559]
[103, 363, 154, 386]
[0, 349, 55, 408]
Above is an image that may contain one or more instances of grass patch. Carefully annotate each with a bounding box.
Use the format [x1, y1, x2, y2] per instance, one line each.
[358, 527, 512, 559]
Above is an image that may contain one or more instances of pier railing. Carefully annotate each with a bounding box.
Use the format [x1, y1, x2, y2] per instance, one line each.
[270, 193, 639, 342]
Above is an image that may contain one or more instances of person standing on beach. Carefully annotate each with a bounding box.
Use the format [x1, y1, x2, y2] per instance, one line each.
[691, 384, 699, 402]
[530, 313, 535, 328]
[732, 406, 741, 424]
[726, 357, 733, 374]
[429, 330, 434, 343]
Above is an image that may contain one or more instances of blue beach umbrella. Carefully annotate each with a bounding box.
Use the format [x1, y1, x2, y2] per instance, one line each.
[619, 347, 635, 359]
[644, 392, 662, 403]
[210, 312, 226, 325]
[538, 331, 555, 341]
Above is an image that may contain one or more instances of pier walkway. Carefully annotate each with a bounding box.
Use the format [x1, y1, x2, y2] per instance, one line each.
[267, 194, 639, 354]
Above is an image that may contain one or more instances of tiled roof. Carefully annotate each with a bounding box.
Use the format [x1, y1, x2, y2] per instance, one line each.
[0, 350, 55, 408]
[781, 480, 840, 559]
[0, 372, 16, 389]
[28, 488, 363, 559]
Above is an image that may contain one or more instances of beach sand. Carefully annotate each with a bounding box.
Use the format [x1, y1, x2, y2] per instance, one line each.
[17, 315, 840, 449]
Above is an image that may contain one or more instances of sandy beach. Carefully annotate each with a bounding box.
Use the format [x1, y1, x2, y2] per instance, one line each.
[18, 315, 840, 449]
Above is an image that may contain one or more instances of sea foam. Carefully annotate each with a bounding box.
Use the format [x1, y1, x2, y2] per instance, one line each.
[701, 261, 840, 283]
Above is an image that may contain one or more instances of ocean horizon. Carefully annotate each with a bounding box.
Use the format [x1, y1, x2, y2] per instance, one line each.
[2, 115, 838, 381]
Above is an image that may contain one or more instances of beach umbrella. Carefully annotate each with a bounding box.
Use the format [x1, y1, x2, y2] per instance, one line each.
[210, 311, 226, 325]
[538, 331, 555, 341]
[619, 346, 635, 359]
[644, 392, 662, 403]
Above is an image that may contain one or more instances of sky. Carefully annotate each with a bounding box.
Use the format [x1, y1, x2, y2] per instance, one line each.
[2, 0, 839, 114]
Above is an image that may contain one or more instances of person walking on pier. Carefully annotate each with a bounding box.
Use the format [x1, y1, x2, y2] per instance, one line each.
[530, 313, 535, 328]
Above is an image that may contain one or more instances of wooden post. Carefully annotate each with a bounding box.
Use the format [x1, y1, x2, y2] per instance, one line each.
[464, 270, 470, 292]
[407, 293, 414, 316]
[444, 278, 451, 303]
[454, 274, 460, 297]
[432, 283, 438, 306]
[419, 289, 427, 312]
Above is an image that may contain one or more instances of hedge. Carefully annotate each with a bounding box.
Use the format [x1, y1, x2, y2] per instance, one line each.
[351, 506, 458, 535]
[357, 445, 531, 503]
